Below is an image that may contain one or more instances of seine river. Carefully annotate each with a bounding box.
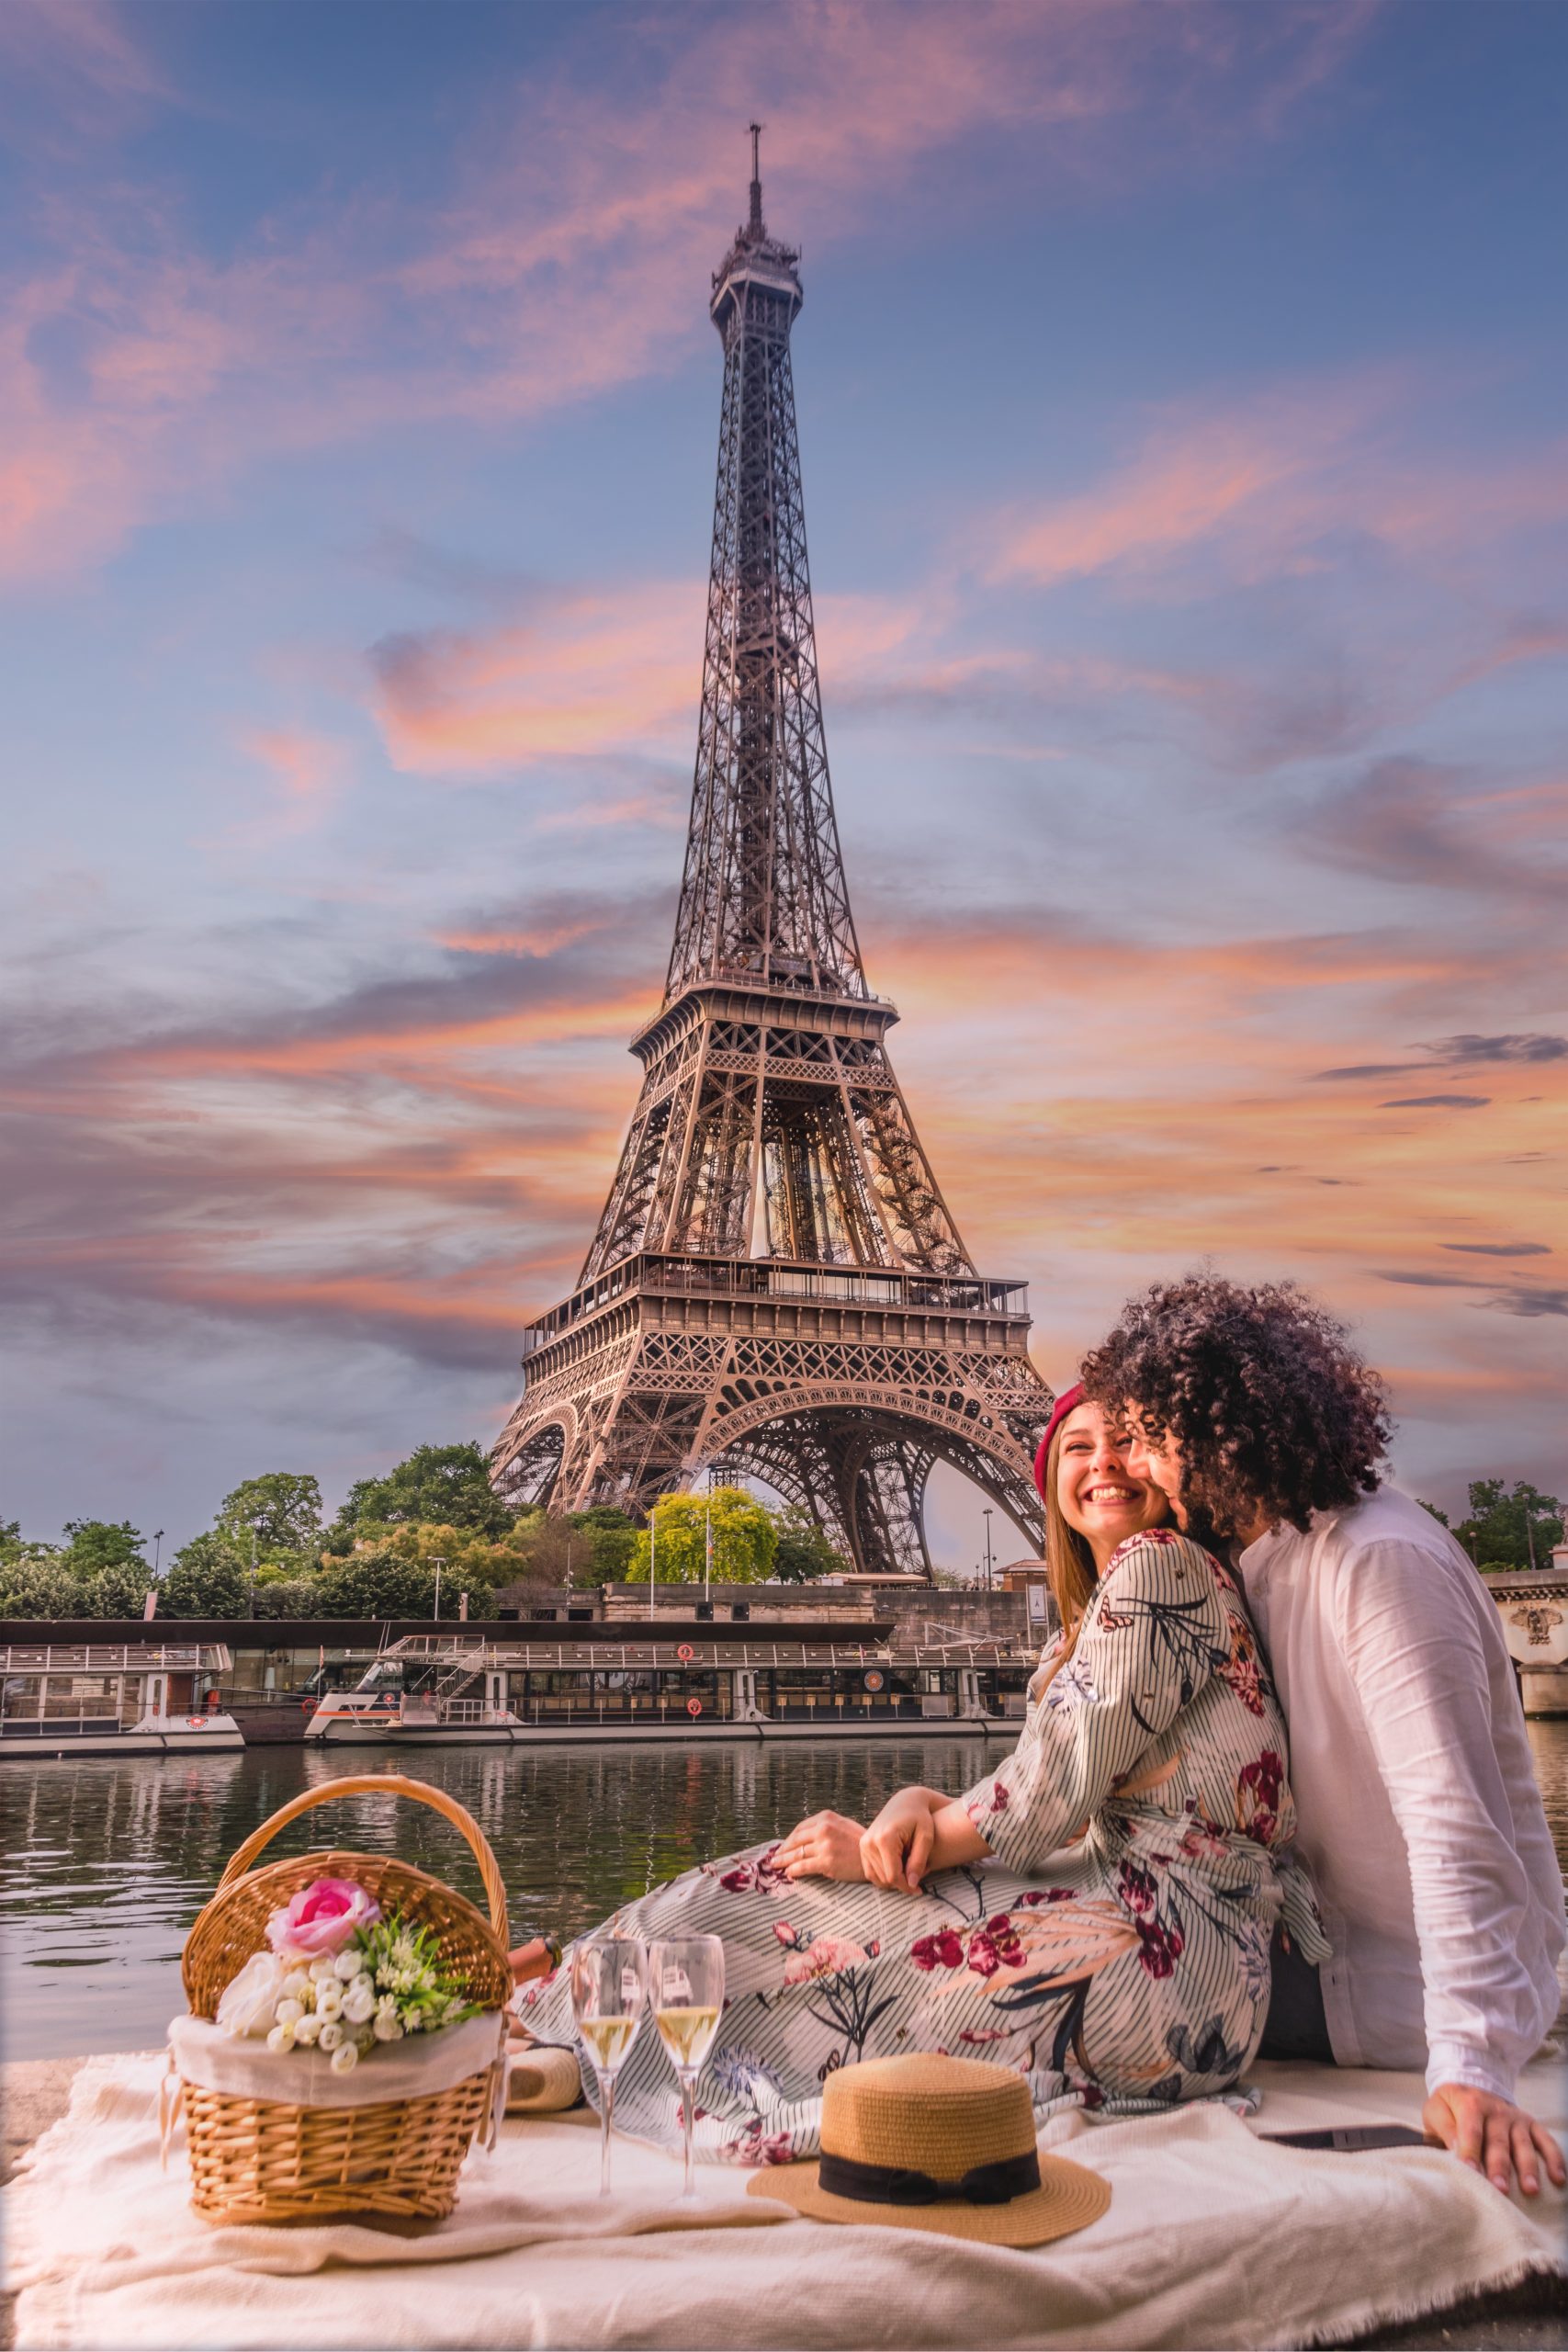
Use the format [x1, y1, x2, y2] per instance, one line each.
[3, 1724, 1565, 2063]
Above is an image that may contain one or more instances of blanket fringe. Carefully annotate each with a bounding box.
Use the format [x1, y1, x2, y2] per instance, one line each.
[1300, 2251, 1568, 2350]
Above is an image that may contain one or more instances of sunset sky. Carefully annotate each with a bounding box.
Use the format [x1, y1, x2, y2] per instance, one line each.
[4, 0, 1564, 1566]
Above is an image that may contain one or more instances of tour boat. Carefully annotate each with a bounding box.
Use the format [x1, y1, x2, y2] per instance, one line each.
[303, 1646, 526, 1745]
[301, 1627, 1024, 1747]
[0, 1640, 243, 1758]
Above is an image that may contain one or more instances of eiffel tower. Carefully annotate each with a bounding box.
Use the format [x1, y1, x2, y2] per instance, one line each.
[491, 133, 1053, 1575]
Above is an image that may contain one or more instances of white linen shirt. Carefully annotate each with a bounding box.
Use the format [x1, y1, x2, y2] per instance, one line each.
[1238, 1485, 1564, 2099]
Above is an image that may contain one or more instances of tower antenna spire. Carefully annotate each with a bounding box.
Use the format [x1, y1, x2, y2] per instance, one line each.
[748, 119, 764, 236]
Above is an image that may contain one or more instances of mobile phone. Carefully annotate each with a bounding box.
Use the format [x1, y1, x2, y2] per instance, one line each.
[1260, 2124, 1436, 2152]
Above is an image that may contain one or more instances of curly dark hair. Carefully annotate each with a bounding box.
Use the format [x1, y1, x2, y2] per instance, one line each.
[1080, 1276, 1392, 1536]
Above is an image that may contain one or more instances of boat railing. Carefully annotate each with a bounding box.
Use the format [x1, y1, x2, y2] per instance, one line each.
[368, 1637, 915, 1671]
[344, 1632, 1022, 1673]
[0, 1642, 231, 1675]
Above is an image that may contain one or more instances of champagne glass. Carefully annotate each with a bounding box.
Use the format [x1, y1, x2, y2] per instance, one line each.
[649, 1934, 725, 2197]
[570, 1935, 648, 2196]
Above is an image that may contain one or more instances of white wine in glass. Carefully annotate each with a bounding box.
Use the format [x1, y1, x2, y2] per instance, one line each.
[649, 1935, 725, 2197]
[570, 1936, 648, 2196]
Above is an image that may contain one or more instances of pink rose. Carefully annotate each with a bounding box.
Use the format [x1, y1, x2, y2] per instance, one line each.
[782, 1934, 868, 1985]
[265, 1876, 380, 1958]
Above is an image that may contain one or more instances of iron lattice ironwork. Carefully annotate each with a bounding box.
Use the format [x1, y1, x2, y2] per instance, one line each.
[492, 135, 1053, 1575]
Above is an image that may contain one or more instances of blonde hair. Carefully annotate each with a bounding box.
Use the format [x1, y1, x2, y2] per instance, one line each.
[1036, 1421, 1100, 1692]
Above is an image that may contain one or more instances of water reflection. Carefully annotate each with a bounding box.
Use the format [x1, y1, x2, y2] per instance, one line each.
[0, 1736, 1002, 2059]
[4, 1724, 1564, 2063]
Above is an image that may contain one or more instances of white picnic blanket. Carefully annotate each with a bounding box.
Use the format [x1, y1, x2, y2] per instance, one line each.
[6, 2048, 1563, 2349]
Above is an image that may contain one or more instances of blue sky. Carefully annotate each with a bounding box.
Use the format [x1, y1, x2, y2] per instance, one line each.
[3, 0, 1564, 1564]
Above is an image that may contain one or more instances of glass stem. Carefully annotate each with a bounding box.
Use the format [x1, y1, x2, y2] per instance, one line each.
[680, 2069, 695, 2196]
[599, 2069, 615, 2197]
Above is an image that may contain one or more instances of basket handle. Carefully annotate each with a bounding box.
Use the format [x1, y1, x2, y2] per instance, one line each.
[216, 1773, 509, 1947]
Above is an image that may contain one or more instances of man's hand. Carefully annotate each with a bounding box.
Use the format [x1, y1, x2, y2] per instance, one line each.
[774, 1810, 867, 1882]
[1422, 2083, 1567, 2197]
[860, 1790, 941, 1892]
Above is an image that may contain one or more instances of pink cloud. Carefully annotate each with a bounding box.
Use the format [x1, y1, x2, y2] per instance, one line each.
[239, 728, 351, 839]
[0, 2, 1385, 587]
[989, 377, 1568, 595]
[371, 583, 704, 775]
[367, 579, 954, 779]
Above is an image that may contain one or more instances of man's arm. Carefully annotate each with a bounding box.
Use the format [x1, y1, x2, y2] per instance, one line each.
[1339, 1539, 1564, 2192]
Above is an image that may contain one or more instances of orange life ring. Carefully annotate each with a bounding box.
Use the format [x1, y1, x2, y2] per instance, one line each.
[676, 1643, 695, 1662]
[686, 1698, 702, 1718]
[863, 1670, 886, 1693]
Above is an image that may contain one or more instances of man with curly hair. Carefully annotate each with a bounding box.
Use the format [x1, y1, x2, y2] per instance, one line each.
[1082, 1275, 1565, 2199]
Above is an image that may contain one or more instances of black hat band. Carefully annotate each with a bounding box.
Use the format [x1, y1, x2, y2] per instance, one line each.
[816, 2147, 1043, 2208]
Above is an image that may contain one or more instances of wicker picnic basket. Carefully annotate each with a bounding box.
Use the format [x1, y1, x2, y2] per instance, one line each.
[176, 1771, 512, 2226]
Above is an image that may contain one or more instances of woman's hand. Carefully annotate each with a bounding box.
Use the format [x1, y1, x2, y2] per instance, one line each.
[774, 1810, 868, 1882]
[860, 1789, 942, 1892]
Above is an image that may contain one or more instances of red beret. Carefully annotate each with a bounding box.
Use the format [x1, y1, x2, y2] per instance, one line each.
[1032, 1382, 1086, 1500]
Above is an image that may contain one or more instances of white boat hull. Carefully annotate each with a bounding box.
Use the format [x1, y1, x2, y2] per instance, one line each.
[304, 1713, 1012, 1748]
[0, 1714, 244, 1759]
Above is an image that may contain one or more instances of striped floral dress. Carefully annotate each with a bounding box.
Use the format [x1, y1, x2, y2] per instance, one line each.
[517, 1530, 1326, 2164]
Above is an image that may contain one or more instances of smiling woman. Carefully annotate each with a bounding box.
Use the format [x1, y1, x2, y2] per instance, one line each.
[1036, 1385, 1170, 1691]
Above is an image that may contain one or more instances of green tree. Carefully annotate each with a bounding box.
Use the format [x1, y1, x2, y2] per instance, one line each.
[479, 1507, 631, 1590]
[62, 1520, 148, 1576]
[82, 1562, 153, 1618]
[1454, 1479, 1562, 1572]
[771, 1505, 849, 1584]
[626, 1487, 777, 1585]
[315, 1547, 496, 1621]
[252, 1573, 328, 1620]
[216, 1474, 322, 1559]
[325, 1443, 513, 1548]
[0, 1552, 83, 1620]
[164, 1532, 249, 1617]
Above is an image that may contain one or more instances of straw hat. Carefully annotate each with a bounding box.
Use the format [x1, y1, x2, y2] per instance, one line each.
[746, 2054, 1110, 2246]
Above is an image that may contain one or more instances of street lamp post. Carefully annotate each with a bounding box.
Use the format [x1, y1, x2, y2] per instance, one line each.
[433, 1557, 444, 1621]
[983, 1509, 994, 1593]
[152, 1529, 164, 1580]
[705, 1470, 714, 1606]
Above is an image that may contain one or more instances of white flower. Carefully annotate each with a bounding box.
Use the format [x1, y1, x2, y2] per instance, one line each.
[275, 1998, 304, 2029]
[343, 1978, 376, 2025]
[315, 1982, 344, 2021]
[372, 2011, 403, 2042]
[330, 2040, 359, 2075]
[318, 2020, 344, 2052]
[280, 1971, 310, 2002]
[265, 2022, 296, 2054]
[217, 1951, 291, 2040]
[310, 1957, 337, 1984]
[294, 2013, 321, 2047]
[333, 1948, 365, 1982]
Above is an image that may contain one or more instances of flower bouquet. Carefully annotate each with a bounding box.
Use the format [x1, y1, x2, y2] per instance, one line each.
[215, 1876, 479, 2076]
[173, 1772, 513, 2225]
